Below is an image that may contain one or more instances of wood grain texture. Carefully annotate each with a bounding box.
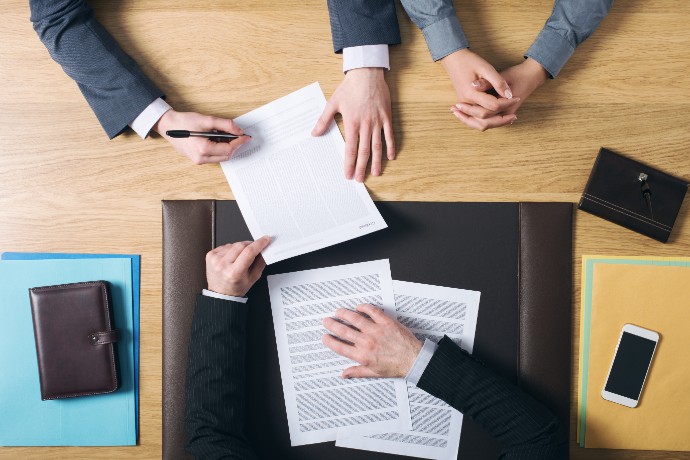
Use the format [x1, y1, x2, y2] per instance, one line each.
[1, 0, 688, 458]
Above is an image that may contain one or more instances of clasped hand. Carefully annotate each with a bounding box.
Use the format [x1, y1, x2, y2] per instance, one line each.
[444, 50, 548, 132]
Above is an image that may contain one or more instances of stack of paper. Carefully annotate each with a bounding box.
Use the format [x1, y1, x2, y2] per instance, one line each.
[268, 259, 481, 460]
[0, 253, 139, 446]
[577, 256, 690, 451]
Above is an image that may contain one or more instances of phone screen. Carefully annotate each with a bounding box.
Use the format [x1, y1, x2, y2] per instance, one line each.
[605, 332, 657, 400]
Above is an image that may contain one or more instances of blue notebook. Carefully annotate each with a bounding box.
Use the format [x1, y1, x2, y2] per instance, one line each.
[0, 259, 136, 446]
[2, 252, 140, 436]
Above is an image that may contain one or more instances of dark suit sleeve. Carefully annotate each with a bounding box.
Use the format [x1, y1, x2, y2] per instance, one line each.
[184, 294, 258, 460]
[417, 336, 565, 459]
[29, 0, 164, 139]
[326, 0, 401, 53]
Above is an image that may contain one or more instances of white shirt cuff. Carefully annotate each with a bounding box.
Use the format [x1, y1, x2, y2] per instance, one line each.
[343, 45, 390, 73]
[129, 97, 172, 139]
[405, 338, 438, 385]
[202, 289, 248, 304]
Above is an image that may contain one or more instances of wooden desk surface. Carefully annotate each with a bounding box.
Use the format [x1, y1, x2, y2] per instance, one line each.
[1, 1, 688, 458]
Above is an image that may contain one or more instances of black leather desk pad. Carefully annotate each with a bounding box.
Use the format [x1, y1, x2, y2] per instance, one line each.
[217, 201, 540, 459]
[162, 200, 572, 459]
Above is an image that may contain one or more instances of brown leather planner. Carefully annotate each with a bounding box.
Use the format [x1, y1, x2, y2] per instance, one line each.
[162, 200, 572, 460]
[29, 281, 120, 400]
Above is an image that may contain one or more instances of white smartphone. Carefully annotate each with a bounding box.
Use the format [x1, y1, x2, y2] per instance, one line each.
[601, 324, 659, 408]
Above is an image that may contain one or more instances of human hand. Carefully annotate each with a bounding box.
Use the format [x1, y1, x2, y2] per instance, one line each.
[443, 49, 521, 131]
[312, 68, 395, 182]
[322, 304, 422, 379]
[452, 58, 548, 130]
[154, 109, 251, 165]
[205, 236, 271, 297]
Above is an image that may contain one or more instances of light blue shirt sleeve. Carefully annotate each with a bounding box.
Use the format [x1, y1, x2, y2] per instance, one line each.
[405, 338, 439, 385]
[526, 0, 614, 77]
[399, 0, 468, 61]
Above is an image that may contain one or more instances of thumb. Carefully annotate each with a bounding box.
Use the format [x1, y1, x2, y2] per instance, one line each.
[479, 67, 513, 99]
[342, 365, 380, 379]
[312, 102, 338, 136]
[470, 78, 492, 92]
[210, 116, 245, 136]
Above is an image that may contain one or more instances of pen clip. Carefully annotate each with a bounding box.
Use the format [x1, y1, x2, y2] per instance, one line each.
[638, 172, 654, 220]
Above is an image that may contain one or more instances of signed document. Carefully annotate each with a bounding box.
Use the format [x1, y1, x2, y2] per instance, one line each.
[221, 83, 386, 264]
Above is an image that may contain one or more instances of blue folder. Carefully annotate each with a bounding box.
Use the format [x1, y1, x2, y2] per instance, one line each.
[1, 252, 140, 437]
[0, 259, 136, 446]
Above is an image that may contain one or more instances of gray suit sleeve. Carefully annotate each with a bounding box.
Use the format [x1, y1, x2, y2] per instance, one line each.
[525, 0, 614, 77]
[30, 0, 164, 139]
[326, 0, 402, 53]
[398, 0, 469, 61]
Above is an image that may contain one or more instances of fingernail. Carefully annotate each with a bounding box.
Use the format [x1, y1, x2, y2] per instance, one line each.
[455, 103, 463, 109]
[505, 89, 513, 99]
[372, 168, 380, 176]
[471, 80, 481, 87]
[356, 174, 364, 182]
[510, 116, 517, 125]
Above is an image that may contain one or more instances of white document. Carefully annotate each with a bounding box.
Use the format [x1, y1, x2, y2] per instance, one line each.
[220, 83, 387, 264]
[268, 260, 412, 446]
[336, 280, 481, 460]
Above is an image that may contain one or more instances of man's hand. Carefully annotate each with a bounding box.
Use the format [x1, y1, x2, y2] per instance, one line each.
[443, 49, 521, 131]
[322, 304, 422, 379]
[205, 236, 271, 297]
[155, 109, 251, 165]
[452, 58, 548, 131]
[312, 68, 395, 182]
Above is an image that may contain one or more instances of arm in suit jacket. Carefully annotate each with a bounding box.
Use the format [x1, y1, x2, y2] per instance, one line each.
[184, 294, 258, 460]
[418, 336, 565, 459]
[326, 0, 401, 53]
[184, 295, 561, 459]
[29, 0, 164, 139]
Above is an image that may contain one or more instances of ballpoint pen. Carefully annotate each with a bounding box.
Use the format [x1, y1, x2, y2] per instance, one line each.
[165, 130, 251, 142]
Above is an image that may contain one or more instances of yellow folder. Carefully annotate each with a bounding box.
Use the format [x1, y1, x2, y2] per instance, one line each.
[578, 257, 690, 450]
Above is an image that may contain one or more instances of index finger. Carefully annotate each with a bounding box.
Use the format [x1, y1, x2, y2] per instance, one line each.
[203, 116, 245, 136]
[322, 334, 361, 362]
[335, 307, 374, 332]
[464, 91, 503, 113]
[452, 109, 516, 131]
[455, 98, 520, 119]
[233, 236, 272, 271]
[355, 304, 390, 324]
[218, 241, 252, 263]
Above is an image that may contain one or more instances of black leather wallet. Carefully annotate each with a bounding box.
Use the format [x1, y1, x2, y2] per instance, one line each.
[579, 148, 688, 242]
[29, 281, 120, 400]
